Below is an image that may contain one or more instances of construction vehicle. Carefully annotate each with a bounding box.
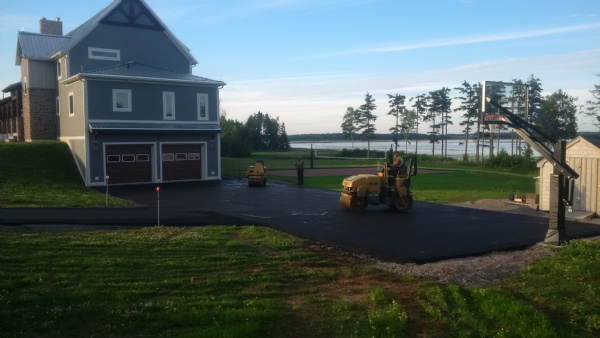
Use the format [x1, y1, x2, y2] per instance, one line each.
[246, 160, 267, 187]
[340, 158, 416, 213]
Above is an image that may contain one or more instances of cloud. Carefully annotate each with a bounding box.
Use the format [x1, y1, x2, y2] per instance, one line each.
[309, 22, 600, 58]
[220, 48, 600, 134]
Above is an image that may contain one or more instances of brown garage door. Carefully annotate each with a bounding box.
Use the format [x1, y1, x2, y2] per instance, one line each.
[162, 144, 202, 181]
[106, 145, 152, 184]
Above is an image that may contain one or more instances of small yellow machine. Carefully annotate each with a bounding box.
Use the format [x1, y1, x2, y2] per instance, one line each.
[340, 158, 416, 213]
[246, 160, 267, 187]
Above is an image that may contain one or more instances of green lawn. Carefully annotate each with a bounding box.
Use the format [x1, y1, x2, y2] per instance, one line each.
[0, 142, 133, 208]
[1, 226, 598, 337]
[0, 143, 598, 336]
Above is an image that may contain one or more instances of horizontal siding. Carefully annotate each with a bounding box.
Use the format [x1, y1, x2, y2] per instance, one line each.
[58, 80, 86, 137]
[27, 60, 57, 89]
[86, 80, 219, 122]
[68, 24, 190, 77]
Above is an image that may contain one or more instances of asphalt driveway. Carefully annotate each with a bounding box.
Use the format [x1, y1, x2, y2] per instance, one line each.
[105, 179, 600, 263]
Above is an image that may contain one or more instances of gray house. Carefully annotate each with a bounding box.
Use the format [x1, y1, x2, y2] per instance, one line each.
[13, 0, 225, 186]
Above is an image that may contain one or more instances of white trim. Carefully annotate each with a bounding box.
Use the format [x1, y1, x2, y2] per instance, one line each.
[112, 89, 132, 112]
[68, 92, 75, 117]
[159, 141, 207, 181]
[56, 96, 60, 116]
[162, 92, 175, 120]
[102, 142, 157, 184]
[57, 59, 62, 79]
[88, 119, 217, 125]
[197, 93, 209, 120]
[88, 47, 121, 61]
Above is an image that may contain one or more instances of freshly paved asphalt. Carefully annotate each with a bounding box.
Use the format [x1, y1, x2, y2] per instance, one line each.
[2, 179, 599, 263]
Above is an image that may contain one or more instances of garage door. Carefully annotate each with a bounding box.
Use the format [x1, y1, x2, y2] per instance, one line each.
[162, 144, 202, 181]
[106, 145, 152, 184]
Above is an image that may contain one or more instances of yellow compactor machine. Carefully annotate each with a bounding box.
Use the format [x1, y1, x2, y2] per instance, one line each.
[246, 160, 267, 187]
[340, 158, 416, 213]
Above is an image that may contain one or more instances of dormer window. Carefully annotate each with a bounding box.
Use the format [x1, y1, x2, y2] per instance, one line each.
[57, 60, 62, 79]
[88, 47, 120, 61]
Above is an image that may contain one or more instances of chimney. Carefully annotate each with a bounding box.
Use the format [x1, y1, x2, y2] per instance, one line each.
[40, 17, 63, 35]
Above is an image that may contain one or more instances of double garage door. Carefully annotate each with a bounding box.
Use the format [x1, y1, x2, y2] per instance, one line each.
[105, 144, 202, 184]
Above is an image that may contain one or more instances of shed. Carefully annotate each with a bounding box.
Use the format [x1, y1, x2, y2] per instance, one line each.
[537, 135, 600, 215]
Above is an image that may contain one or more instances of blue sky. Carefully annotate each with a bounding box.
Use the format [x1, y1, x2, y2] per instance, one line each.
[1, 0, 599, 134]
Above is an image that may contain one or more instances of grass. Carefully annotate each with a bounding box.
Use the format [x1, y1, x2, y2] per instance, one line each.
[0, 142, 133, 208]
[1, 226, 598, 337]
[1, 143, 598, 336]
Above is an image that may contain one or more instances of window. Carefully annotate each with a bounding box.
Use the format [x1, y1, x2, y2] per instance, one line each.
[112, 89, 132, 112]
[175, 153, 187, 161]
[163, 92, 175, 120]
[136, 154, 149, 162]
[188, 153, 200, 160]
[197, 93, 209, 120]
[88, 47, 120, 61]
[162, 153, 174, 161]
[23, 77, 27, 92]
[57, 60, 62, 79]
[122, 154, 135, 162]
[56, 97, 60, 116]
[68, 92, 74, 117]
[107, 155, 121, 163]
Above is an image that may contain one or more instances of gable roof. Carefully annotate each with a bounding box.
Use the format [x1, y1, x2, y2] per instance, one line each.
[536, 134, 600, 165]
[16, 0, 197, 65]
[15, 32, 70, 65]
[70, 62, 225, 86]
[579, 134, 600, 148]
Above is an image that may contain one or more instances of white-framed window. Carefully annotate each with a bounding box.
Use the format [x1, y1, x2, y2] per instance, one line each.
[163, 92, 175, 120]
[197, 93, 209, 120]
[68, 92, 74, 117]
[136, 154, 149, 162]
[107, 155, 121, 163]
[57, 60, 62, 79]
[23, 77, 27, 93]
[175, 153, 187, 161]
[162, 153, 174, 161]
[112, 89, 132, 112]
[122, 154, 135, 162]
[188, 153, 200, 160]
[88, 47, 120, 61]
[56, 97, 60, 116]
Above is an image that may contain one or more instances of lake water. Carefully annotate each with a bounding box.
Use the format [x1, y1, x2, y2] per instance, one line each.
[290, 140, 535, 159]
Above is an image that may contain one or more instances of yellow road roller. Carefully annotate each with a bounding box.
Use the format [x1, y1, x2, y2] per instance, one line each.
[246, 160, 267, 187]
[340, 158, 416, 213]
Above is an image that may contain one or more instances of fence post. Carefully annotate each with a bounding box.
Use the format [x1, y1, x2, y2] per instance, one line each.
[310, 144, 314, 169]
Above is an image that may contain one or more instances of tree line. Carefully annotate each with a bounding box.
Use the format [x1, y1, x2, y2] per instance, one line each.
[220, 111, 290, 157]
[341, 74, 599, 161]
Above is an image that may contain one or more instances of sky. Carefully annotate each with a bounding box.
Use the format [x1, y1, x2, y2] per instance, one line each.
[1, 0, 599, 135]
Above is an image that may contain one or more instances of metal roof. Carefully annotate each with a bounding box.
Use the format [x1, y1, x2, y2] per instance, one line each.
[78, 62, 225, 86]
[89, 122, 221, 133]
[16, 32, 70, 64]
[2, 82, 22, 93]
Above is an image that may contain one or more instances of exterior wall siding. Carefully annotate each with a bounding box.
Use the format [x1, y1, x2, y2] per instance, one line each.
[68, 24, 190, 77]
[86, 80, 219, 122]
[58, 80, 86, 137]
[538, 138, 600, 214]
[26, 60, 57, 89]
[64, 138, 87, 182]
